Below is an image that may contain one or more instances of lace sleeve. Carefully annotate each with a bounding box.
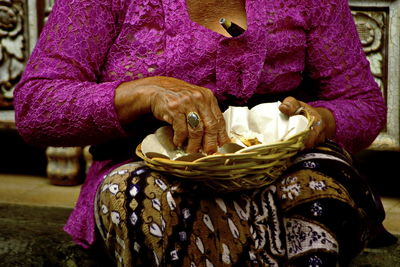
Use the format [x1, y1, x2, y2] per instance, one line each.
[305, 0, 387, 153]
[13, 0, 127, 147]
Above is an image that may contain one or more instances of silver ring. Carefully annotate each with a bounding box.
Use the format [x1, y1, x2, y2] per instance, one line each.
[187, 111, 201, 129]
[294, 107, 305, 115]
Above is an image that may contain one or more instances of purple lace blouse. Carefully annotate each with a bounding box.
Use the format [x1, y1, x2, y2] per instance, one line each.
[14, 0, 386, 248]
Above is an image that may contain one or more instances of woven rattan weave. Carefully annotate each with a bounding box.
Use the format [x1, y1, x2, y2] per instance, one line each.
[136, 111, 313, 192]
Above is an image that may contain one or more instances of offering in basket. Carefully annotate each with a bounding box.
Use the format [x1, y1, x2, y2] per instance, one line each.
[136, 101, 312, 192]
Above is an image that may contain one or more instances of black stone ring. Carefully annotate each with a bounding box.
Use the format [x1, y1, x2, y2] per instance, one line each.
[187, 112, 201, 129]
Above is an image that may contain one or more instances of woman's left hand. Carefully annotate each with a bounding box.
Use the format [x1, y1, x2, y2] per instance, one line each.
[279, 96, 336, 149]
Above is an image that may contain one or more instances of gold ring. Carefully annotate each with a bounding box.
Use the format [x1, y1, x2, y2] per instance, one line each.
[187, 112, 201, 129]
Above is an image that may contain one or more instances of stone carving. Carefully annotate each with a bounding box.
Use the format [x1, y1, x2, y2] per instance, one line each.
[352, 10, 386, 95]
[43, 0, 55, 23]
[0, 0, 27, 108]
[350, 5, 400, 150]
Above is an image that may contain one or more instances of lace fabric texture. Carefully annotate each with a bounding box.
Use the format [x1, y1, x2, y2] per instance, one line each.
[13, 0, 386, 247]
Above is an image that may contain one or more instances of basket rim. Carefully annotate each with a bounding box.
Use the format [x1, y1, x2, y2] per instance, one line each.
[135, 110, 313, 166]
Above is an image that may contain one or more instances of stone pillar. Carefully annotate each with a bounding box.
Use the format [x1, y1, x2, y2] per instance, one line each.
[46, 147, 83, 185]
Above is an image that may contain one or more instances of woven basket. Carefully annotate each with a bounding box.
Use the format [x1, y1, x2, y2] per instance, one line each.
[136, 111, 313, 192]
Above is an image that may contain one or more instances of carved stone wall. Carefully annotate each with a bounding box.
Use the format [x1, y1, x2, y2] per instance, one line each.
[0, 0, 28, 108]
[353, 10, 386, 94]
[350, 0, 400, 150]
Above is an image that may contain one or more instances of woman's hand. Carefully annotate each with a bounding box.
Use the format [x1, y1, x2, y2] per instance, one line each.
[115, 76, 230, 154]
[279, 96, 336, 149]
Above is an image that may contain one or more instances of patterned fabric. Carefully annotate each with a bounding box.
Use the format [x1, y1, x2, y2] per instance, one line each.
[95, 143, 370, 266]
[13, 0, 386, 247]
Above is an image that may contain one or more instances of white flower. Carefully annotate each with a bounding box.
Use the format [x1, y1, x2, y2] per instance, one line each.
[130, 212, 138, 225]
[111, 211, 121, 225]
[281, 176, 298, 185]
[281, 183, 301, 200]
[109, 184, 119, 195]
[280, 176, 301, 200]
[101, 205, 108, 214]
[309, 180, 327, 191]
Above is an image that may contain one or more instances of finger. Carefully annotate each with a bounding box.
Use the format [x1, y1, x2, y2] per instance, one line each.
[210, 97, 230, 147]
[313, 120, 327, 145]
[279, 96, 302, 116]
[198, 111, 220, 154]
[176, 90, 208, 153]
[217, 117, 231, 146]
[172, 113, 188, 148]
[201, 118, 219, 154]
[192, 90, 221, 154]
[304, 127, 318, 149]
[186, 111, 204, 153]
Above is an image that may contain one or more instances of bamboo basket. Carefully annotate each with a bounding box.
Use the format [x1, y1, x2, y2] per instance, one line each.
[136, 111, 313, 192]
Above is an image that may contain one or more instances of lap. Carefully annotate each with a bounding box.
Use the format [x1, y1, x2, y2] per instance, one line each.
[95, 143, 370, 266]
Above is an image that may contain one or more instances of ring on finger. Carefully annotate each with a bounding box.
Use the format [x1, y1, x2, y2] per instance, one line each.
[187, 111, 201, 129]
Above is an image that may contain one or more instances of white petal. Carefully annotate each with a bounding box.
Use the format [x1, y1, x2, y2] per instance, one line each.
[221, 243, 231, 264]
[155, 178, 167, 191]
[179, 231, 187, 241]
[170, 250, 179, 261]
[205, 259, 214, 267]
[129, 185, 139, 197]
[152, 198, 161, 211]
[115, 251, 122, 262]
[116, 235, 126, 249]
[161, 216, 166, 231]
[109, 184, 119, 195]
[117, 170, 128, 175]
[111, 211, 121, 225]
[233, 201, 249, 221]
[101, 205, 108, 214]
[228, 218, 240, 239]
[150, 223, 163, 238]
[215, 198, 227, 213]
[203, 214, 214, 232]
[101, 184, 110, 192]
[250, 225, 257, 240]
[130, 212, 138, 225]
[153, 251, 160, 266]
[195, 237, 205, 254]
[134, 242, 141, 252]
[182, 208, 191, 219]
[167, 191, 176, 210]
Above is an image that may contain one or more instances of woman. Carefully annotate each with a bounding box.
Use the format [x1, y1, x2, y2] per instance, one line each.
[14, 0, 391, 265]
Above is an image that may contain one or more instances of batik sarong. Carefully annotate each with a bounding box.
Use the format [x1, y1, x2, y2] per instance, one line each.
[95, 142, 374, 266]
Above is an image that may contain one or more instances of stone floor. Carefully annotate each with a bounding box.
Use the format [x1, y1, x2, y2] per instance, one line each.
[0, 203, 395, 267]
[0, 173, 399, 266]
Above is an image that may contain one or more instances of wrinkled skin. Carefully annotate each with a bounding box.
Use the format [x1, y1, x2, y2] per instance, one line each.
[115, 77, 336, 154]
[279, 96, 336, 149]
[115, 76, 230, 154]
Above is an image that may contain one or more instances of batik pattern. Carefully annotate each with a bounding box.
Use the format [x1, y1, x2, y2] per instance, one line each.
[95, 143, 369, 266]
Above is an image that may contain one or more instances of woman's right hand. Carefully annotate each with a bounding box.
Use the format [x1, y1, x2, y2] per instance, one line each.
[114, 76, 230, 154]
